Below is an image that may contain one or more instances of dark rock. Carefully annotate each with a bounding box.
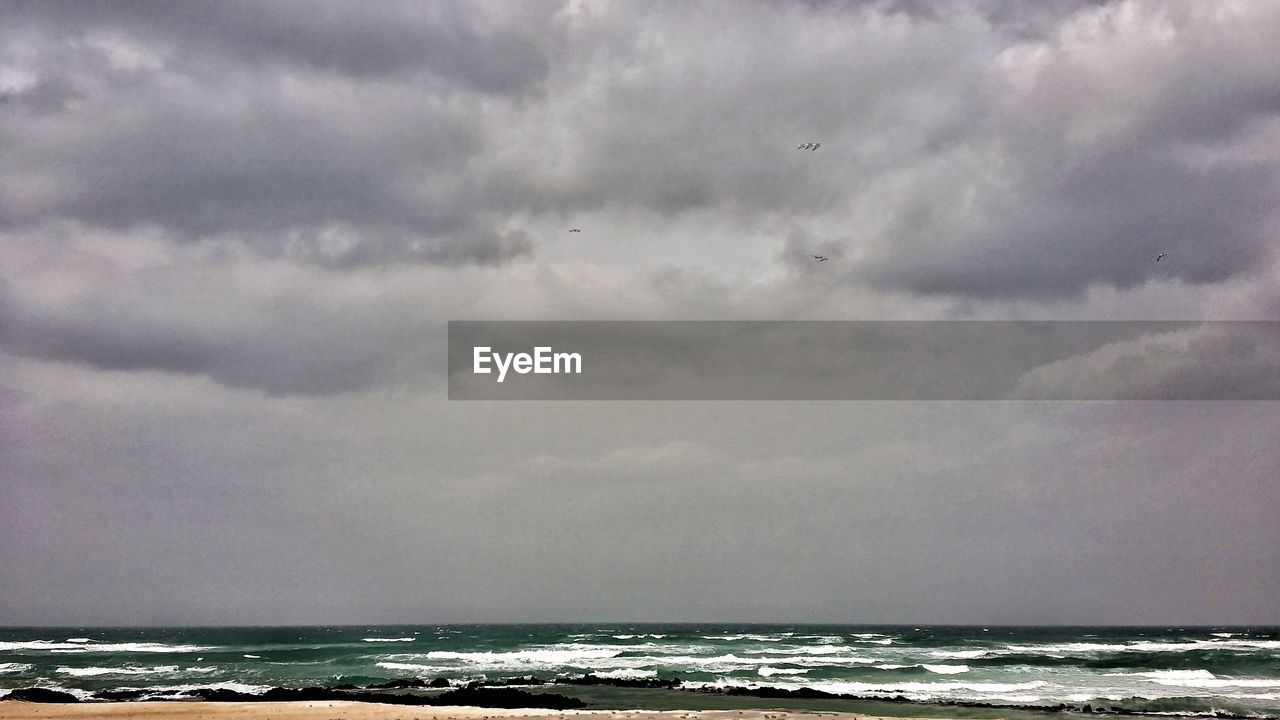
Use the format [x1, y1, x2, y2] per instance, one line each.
[67, 682, 570, 711]
[367, 678, 429, 690]
[431, 687, 585, 710]
[93, 689, 149, 701]
[182, 688, 261, 702]
[259, 687, 352, 702]
[7, 688, 81, 703]
[555, 673, 681, 689]
[722, 686, 837, 700]
[486, 676, 543, 686]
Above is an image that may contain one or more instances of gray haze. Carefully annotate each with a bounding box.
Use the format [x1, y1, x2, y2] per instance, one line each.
[1, 0, 1278, 625]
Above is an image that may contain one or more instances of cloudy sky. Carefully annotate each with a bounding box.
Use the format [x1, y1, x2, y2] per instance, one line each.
[1, 0, 1278, 625]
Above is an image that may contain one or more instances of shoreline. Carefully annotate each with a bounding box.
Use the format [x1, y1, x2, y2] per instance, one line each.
[4, 627, 1276, 720]
[4, 683, 1267, 720]
[3, 683, 1272, 720]
[0, 703, 883, 720]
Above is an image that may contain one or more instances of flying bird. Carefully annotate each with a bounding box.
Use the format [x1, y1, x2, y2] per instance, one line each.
[797, 142, 820, 150]
[1154, 252, 1166, 262]
[811, 142, 820, 151]
[569, 228, 581, 232]
[812, 255, 829, 262]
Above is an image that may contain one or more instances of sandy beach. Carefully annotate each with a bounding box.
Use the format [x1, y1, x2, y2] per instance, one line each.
[0, 704, 888, 720]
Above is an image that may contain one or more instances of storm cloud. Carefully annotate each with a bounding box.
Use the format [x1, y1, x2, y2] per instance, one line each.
[1, 0, 1276, 290]
[1, 0, 1279, 625]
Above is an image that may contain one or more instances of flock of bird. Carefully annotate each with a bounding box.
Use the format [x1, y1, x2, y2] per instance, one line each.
[567, 140, 1168, 266]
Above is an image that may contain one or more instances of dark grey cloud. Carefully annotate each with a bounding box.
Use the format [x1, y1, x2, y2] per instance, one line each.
[3, 0, 1277, 294]
[0, 262, 442, 396]
[0, 1, 550, 267]
[850, 1, 1280, 299]
[0, 69, 523, 266]
[0, 1, 554, 94]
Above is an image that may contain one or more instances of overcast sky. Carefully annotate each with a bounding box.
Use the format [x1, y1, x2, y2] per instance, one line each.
[1, 0, 1278, 626]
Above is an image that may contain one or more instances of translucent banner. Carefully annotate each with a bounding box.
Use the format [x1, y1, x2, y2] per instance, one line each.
[447, 321, 1280, 400]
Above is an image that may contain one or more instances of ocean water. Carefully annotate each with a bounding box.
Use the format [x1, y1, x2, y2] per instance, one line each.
[2, 626, 1278, 717]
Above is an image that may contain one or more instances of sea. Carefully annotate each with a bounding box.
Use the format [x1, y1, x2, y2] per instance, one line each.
[2, 626, 1278, 717]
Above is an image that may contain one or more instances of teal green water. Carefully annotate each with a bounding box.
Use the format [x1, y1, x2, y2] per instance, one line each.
[2, 626, 1278, 716]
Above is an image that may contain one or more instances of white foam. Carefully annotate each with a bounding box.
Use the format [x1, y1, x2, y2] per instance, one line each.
[1122, 670, 1219, 681]
[0, 641, 212, 653]
[922, 664, 970, 675]
[593, 668, 658, 679]
[0, 663, 34, 674]
[56, 665, 179, 677]
[760, 644, 847, 655]
[1008, 639, 1280, 654]
[1006, 642, 1127, 653]
[242, 654, 261, 659]
[686, 677, 1049, 698]
[765, 654, 878, 667]
[1130, 641, 1218, 652]
[1150, 677, 1280, 689]
[363, 637, 415, 643]
[870, 663, 969, 675]
[134, 681, 274, 696]
[1102, 669, 1280, 691]
[928, 649, 989, 659]
[377, 661, 447, 673]
[665, 653, 877, 668]
[425, 647, 623, 664]
[984, 694, 1044, 703]
[30, 684, 99, 701]
[758, 666, 810, 677]
[1206, 639, 1280, 650]
[810, 679, 1048, 694]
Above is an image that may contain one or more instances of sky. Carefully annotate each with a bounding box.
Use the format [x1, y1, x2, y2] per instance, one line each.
[1, 0, 1278, 626]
